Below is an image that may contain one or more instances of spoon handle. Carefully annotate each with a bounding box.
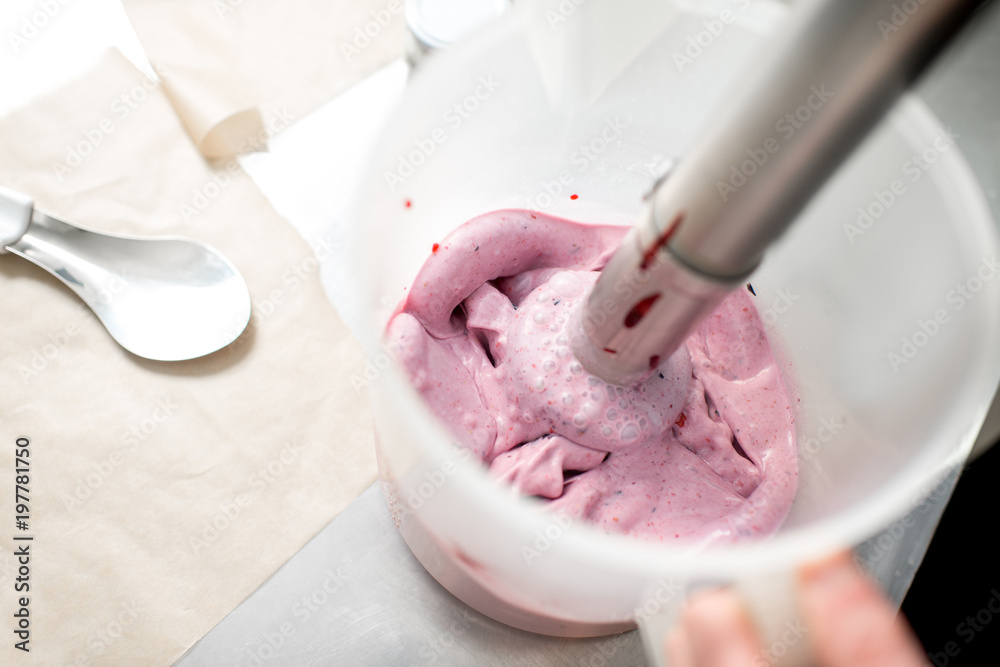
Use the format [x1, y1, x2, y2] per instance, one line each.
[0, 185, 33, 251]
[7, 210, 122, 309]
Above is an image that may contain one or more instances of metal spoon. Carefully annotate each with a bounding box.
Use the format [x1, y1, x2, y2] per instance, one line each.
[1, 185, 251, 361]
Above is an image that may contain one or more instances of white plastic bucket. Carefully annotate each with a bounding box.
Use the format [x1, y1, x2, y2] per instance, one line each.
[353, 0, 1000, 662]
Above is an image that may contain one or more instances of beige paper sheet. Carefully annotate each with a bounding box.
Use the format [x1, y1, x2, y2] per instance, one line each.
[122, 0, 405, 158]
[0, 50, 376, 664]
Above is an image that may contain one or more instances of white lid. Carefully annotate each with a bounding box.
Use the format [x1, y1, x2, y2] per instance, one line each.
[405, 0, 510, 51]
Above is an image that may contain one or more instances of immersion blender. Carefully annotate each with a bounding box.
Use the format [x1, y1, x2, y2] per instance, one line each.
[571, 0, 987, 386]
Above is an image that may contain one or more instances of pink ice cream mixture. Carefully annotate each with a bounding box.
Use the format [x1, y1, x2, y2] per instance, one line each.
[386, 209, 797, 543]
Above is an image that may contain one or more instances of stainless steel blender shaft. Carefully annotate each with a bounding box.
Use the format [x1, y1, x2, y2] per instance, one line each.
[571, 0, 985, 386]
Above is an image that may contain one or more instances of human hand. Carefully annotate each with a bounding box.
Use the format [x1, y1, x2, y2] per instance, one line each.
[665, 552, 929, 666]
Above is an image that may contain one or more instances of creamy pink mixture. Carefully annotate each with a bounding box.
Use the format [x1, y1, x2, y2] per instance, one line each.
[386, 209, 797, 543]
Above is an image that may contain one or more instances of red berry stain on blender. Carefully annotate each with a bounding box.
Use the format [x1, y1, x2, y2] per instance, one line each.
[570, 194, 579, 200]
[624, 293, 661, 328]
[404, 199, 412, 208]
[640, 212, 684, 270]
[432, 243, 440, 254]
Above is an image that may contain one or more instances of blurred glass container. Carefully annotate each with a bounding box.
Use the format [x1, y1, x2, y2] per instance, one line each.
[404, 0, 511, 67]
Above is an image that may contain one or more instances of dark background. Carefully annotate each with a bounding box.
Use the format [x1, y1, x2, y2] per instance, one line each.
[906, 2, 1000, 662]
[904, 440, 1000, 665]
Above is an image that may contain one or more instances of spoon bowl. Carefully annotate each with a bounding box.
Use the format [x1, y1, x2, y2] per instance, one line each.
[4, 207, 251, 361]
